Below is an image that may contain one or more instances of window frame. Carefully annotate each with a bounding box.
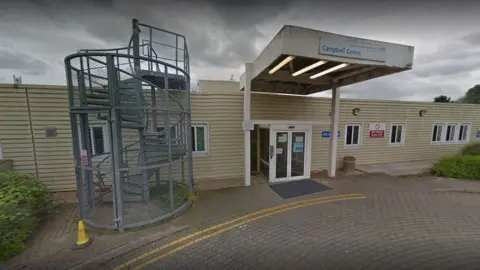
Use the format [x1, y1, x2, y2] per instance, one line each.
[444, 123, 457, 143]
[344, 123, 363, 148]
[78, 121, 110, 157]
[156, 123, 180, 145]
[457, 123, 471, 143]
[431, 123, 445, 144]
[191, 122, 210, 157]
[389, 123, 406, 147]
[431, 122, 471, 144]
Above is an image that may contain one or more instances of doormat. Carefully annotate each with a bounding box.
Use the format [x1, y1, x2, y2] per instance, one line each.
[269, 179, 331, 199]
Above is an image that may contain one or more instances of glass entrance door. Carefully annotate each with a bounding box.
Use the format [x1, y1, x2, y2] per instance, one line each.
[270, 129, 308, 182]
[291, 132, 306, 178]
[275, 132, 289, 180]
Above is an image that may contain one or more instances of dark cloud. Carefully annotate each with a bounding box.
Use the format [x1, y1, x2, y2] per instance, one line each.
[462, 32, 480, 45]
[414, 59, 480, 78]
[0, 0, 479, 100]
[340, 72, 468, 101]
[0, 0, 274, 70]
[0, 48, 49, 75]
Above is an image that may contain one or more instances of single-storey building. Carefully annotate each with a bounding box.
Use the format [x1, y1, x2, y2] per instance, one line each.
[0, 24, 479, 201]
[0, 81, 479, 199]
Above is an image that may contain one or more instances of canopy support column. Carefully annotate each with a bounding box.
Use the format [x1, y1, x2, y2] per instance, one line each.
[328, 87, 340, 178]
[243, 63, 253, 186]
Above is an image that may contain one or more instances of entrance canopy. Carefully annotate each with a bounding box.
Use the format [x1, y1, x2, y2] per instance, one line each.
[240, 25, 414, 95]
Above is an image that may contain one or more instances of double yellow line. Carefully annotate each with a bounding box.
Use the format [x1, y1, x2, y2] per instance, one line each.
[115, 193, 366, 270]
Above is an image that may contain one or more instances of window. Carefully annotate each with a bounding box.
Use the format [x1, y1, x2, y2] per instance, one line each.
[445, 124, 456, 142]
[191, 123, 209, 155]
[91, 126, 105, 155]
[390, 123, 406, 145]
[78, 122, 110, 156]
[156, 125, 179, 144]
[458, 124, 470, 142]
[432, 123, 471, 144]
[344, 123, 362, 147]
[431, 124, 444, 143]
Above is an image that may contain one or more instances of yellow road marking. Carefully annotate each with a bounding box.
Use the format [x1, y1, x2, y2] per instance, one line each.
[114, 193, 363, 269]
[133, 195, 366, 269]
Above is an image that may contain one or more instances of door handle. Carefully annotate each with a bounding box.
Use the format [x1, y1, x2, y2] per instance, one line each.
[269, 145, 274, 159]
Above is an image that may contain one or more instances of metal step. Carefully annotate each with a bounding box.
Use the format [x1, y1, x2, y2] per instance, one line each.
[144, 150, 185, 165]
[89, 88, 108, 94]
[121, 123, 144, 129]
[138, 71, 187, 91]
[121, 114, 142, 123]
[86, 92, 109, 99]
[86, 100, 110, 106]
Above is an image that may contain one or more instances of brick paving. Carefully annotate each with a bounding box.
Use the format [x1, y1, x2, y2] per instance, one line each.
[5, 173, 480, 269]
[136, 190, 480, 269]
[103, 174, 480, 270]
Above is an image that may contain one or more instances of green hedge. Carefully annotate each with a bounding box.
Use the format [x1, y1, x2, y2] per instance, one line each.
[431, 154, 480, 180]
[0, 172, 55, 261]
[461, 142, 480, 156]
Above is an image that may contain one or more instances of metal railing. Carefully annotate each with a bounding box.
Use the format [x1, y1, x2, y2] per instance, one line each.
[65, 18, 193, 232]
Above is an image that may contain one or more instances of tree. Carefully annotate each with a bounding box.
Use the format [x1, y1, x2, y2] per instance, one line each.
[458, 85, 480, 104]
[433, 95, 451, 103]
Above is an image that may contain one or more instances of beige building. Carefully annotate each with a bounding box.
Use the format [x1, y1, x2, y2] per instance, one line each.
[1, 25, 479, 197]
[1, 81, 479, 195]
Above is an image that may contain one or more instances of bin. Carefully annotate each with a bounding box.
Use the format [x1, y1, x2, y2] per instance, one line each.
[343, 156, 356, 172]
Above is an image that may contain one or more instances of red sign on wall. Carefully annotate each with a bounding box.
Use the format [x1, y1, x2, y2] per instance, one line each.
[368, 123, 386, 138]
[369, 130, 385, 138]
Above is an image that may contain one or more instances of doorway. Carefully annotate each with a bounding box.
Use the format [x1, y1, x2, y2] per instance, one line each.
[269, 125, 312, 183]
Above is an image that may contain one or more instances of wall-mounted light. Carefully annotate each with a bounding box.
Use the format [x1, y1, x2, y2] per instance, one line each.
[419, 110, 427, 117]
[352, 108, 361, 116]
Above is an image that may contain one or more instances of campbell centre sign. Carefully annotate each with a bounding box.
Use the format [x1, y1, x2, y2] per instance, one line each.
[319, 34, 387, 62]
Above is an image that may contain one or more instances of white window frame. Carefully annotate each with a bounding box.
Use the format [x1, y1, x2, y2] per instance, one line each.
[389, 123, 406, 146]
[191, 122, 210, 157]
[156, 123, 180, 145]
[431, 122, 471, 144]
[457, 123, 471, 143]
[444, 123, 457, 143]
[431, 123, 445, 144]
[78, 121, 110, 157]
[344, 123, 363, 148]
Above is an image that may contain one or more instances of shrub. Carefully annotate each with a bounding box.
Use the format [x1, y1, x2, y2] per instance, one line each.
[461, 143, 480, 156]
[430, 155, 480, 180]
[0, 172, 55, 261]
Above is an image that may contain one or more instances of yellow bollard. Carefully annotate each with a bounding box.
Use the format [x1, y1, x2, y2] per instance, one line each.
[188, 192, 198, 208]
[72, 220, 93, 249]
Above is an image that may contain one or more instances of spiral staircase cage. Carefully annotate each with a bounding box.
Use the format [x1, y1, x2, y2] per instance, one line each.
[65, 19, 193, 231]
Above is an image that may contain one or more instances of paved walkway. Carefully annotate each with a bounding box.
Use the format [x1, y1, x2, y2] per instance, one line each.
[4, 173, 480, 269]
[99, 174, 480, 269]
[357, 160, 437, 176]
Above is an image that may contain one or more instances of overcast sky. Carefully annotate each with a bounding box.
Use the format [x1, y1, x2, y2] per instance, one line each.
[1, 0, 479, 101]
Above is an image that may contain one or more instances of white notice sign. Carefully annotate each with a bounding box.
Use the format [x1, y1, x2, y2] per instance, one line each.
[369, 123, 386, 131]
[276, 148, 283, 155]
[278, 134, 287, 143]
[368, 123, 386, 139]
[295, 136, 304, 143]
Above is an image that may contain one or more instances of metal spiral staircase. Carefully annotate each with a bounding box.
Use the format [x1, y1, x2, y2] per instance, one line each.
[65, 18, 193, 231]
